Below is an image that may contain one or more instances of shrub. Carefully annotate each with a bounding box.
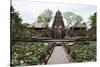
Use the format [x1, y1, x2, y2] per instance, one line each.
[11, 42, 50, 66]
[65, 42, 96, 62]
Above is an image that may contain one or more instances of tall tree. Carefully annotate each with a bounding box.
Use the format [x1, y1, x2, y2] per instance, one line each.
[11, 6, 22, 26]
[89, 12, 96, 39]
[75, 15, 83, 22]
[10, 6, 22, 39]
[63, 12, 83, 29]
[90, 12, 96, 28]
[63, 12, 75, 29]
[37, 9, 53, 27]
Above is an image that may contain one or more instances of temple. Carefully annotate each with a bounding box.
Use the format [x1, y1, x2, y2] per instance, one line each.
[68, 22, 87, 36]
[52, 10, 66, 39]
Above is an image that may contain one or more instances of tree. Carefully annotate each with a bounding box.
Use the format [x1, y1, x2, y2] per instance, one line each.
[37, 16, 45, 23]
[10, 6, 23, 39]
[37, 9, 53, 27]
[75, 15, 83, 22]
[22, 23, 29, 26]
[63, 12, 75, 29]
[21, 23, 31, 37]
[11, 6, 22, 26]
[90, 12, 96, 28]
[63, 12, 83, 29]
[88, 12, 96, 40]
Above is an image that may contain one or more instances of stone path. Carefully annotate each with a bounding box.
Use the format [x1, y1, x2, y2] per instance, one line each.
[47, 46, 69, 64]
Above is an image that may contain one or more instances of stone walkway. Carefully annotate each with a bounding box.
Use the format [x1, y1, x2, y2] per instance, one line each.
[47, 46, 69, 64]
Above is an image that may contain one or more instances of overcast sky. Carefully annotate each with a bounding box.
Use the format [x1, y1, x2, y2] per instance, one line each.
[12, 0, 96, 27]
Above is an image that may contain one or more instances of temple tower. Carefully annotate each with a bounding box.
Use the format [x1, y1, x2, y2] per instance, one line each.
[52, 10, 66, 39]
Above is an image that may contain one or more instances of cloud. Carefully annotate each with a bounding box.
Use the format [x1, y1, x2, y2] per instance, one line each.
[12, 0, 96, 27]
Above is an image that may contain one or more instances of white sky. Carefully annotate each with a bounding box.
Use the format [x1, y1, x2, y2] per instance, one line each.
[12, 0, 96, 27]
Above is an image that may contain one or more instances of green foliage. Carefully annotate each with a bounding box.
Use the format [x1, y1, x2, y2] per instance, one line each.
[37, 9, 53, 27]
[90, 12, 96, 26]
[75, 15, 82, 22]
[63, 12, 75, 24]
[88, 12, 97, 41]
[65, 42, 96, 62]
[11, 42, 42, 65]
[11, 6, 22, 26]
[11, 42, 54, 66]
[11, 6, 23, 39]
[63, 11, 83, 28]
[11, 6, 31, 39]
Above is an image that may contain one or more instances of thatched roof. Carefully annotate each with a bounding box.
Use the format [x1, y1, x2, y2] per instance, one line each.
[27, 21, 45, 28]
[71, 22, 86, 28]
